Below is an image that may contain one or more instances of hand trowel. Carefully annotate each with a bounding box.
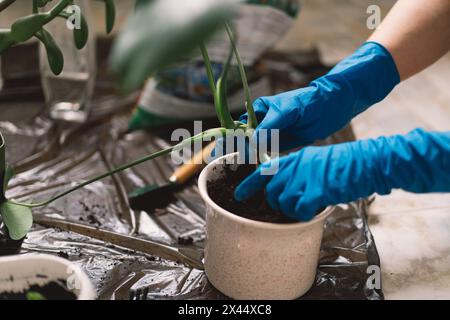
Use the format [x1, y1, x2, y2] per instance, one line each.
[128, 142, 216, 212]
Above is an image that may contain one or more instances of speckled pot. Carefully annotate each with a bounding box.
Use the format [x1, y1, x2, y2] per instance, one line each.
[198, 153, 334, 300]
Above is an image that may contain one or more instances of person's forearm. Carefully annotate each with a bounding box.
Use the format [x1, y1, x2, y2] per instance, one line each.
[369, 0, 450, 80]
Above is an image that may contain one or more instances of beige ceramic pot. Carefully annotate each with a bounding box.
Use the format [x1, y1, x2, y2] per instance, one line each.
[198, 153, 334, 300]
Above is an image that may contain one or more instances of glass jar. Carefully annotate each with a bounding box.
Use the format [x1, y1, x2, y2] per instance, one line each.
[39, 0, 96, 123]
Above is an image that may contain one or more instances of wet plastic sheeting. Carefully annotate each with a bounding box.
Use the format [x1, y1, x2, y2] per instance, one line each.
[0, 44, 383, 300]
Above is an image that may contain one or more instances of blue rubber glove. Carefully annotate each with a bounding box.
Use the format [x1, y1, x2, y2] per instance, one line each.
[241, 42, 400, 151]
[235, 129, 450, 221]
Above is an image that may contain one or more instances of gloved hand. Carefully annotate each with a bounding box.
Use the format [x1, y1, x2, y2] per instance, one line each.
[241, 41, 400, 151]
[235, 129, 450, 221]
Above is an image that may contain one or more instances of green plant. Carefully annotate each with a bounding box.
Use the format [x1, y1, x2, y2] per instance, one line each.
[26, 291, 47, 300]
[0, 0, 266, 241]
[0, 0, 116, 75]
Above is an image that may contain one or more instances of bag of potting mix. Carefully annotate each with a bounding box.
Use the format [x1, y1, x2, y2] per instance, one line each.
[128, 0, 301, 131]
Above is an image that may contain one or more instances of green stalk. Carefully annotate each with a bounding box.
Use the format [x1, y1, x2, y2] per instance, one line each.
[224, 23, 270, 163]
[10, 128, 226, 208]
[214, 45, 236, 129]
[199, 43, 216, 93]
[199, 43, 234, 129]
[214, 78, 235, 129]
[44, 0, 72, 23]
[224, 22, 258, 129]
[219, 44, 234, 80]
[32, 0, 38, 13]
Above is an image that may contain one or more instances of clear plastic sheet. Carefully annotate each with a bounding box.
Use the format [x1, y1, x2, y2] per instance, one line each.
[0, 41, 383, 300]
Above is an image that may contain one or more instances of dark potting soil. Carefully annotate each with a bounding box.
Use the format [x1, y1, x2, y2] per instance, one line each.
[0, 279, 77, 300]
[207, 164, 297, 224]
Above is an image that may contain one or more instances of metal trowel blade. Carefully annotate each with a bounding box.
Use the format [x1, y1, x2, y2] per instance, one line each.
[128, 182, 176, 212]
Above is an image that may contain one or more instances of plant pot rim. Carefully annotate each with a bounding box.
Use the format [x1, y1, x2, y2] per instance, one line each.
[198, 152, 334, 230]
[0, 253, 95, 300]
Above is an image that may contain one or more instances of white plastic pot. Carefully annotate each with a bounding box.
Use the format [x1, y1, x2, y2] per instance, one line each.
[0, 254, 95, 300]
[198, 153, 334, 300]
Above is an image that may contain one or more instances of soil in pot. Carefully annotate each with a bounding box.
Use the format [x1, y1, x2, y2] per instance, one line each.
[207, 164, 297, 224]
[0, 279, 77, 300]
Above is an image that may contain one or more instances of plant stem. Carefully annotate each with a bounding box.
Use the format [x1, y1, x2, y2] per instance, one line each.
[0, 0, 71, 55]
[214, 77, 235, 129]
[224, 22, 258, 129]
[10, 128, 226, 208]
[200, 43, 234, 129]
[32, 0, 38, 13]
[219, 45, 234, 80]
[199, 43, 216, 93]
[44, 0, 72, 23]
[0, 0, 16, 12]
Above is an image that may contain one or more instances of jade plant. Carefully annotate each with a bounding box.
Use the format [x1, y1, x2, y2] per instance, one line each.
[0, 0, 116, 75]
[0, 0, 266, 241]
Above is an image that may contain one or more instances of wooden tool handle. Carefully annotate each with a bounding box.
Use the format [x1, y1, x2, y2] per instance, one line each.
[169, 142, 216, 185]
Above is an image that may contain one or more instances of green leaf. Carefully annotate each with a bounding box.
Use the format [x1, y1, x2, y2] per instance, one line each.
[27, 291, 47, 300]
[1, 201, 33, 240]
[0, 131, 5, 174]
[10, 13, 48, 42]
[110, 0, 240, 92]
[59, 11, 89, 50]
[0, 132, 14, 201]
[0, 131, 6, 201]
[215, 46, 235, 129]
[95, 0, 116, 33]
[0, 29, 16, 54]
[104, 0, 116, 34]
[3, 165, 14, 192]
[216, 77, 235, 129]
[35, 28, 64, 75]
[134, 0, 153, 10]
[74, 13, 89, 49]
